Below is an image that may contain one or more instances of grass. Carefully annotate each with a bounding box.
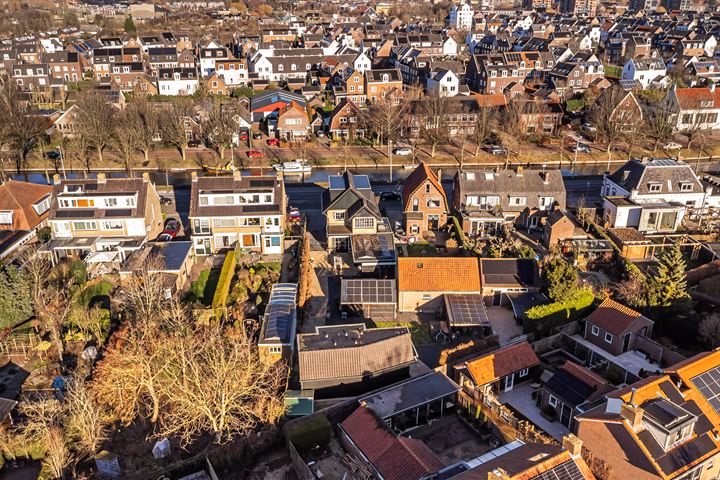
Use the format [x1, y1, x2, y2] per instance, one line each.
[603, 65, 622, 78]
[77, 280, 113, 309]
[365, 320, 433, 345]
[186, 268, 222, 306]
[406, 242, 438, 257]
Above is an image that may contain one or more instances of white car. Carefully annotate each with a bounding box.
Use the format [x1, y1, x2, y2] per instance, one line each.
[393, 147, 412, 156]
[663, 142, 682, 151]
[581, 123, 597, 132]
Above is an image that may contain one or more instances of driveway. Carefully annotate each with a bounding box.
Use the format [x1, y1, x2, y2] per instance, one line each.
[487, 307, 523, 344]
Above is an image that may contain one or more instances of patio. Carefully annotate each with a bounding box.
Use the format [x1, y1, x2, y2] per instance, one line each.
[499, 383, 570, 442]
[487, 307, 523, 344]
[571, 334, 662, 377]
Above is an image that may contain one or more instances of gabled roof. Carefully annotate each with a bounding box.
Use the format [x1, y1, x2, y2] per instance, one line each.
[397, 257, 480, 293]
[401, 162, 447, 212]
[0, 180, 52, 231]
[583, 298, 653, 336]
[461, 341, 540, 386]
[545, 361, 611, 407]
[339, 405, 444, 480]
[607, 158, 703, 195]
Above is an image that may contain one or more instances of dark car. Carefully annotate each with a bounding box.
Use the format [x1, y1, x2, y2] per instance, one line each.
[487, 145, 506, 156]
[571, 144, 590, 153]
[159, 196, 173, 205]
[46, 150, 61, 160]
[188, 139, 202, 148]
[379, 191, 401, 201]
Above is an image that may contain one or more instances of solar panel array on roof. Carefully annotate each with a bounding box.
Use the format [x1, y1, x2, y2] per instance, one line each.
[529, 459, 584, 480]
[353, 175, 371, 190]
[445, 294, 489, 327]
[692, 367, 720, 414]
[340, 279, 396, 304]
[56, 210, 94, 218]
[249, 179, 274, 187]
[105, 209, 133, 217]
[329, 175, 346, 190]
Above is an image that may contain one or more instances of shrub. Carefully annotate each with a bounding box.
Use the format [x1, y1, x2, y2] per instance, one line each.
[212, 251, 237, 315]
[450, 216, 465, 245]
[445, 238, 458, 249]
[37, 226, 51, 243]
[288, 415, 332, 453]
[524, 287, 595, 335]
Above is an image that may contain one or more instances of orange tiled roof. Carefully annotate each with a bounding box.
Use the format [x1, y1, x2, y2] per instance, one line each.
[464, 341, 540, 386]
[584, 298, 648, 336]
[561, 361, 608, 390]
[397, 257, 480, 292]
[401, 161, 447, 212]
[675, 87, 720, 110]
[0, 180, 52, 231]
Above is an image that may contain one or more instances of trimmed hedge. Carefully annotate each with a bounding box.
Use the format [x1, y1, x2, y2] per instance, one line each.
[524, 287, 595, 336]
[450, 215, 466, 245]
[212, 251, 237, 315]
[287, 414, 332, 453]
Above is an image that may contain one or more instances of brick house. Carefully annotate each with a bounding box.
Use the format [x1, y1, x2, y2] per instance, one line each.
[591, 85, 643, 132]
[327, 98, 363, 139]
[402, 162, 448, 240]
[365, 68, 403, 104]
[206, 71, 228, 96]
[276, 101, 309, 140]
[543, 209, 576, 247]
[43, 51, 83, 82]
[582, 298, 654, 357]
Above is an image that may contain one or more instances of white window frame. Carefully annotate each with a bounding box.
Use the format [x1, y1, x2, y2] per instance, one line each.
[0, 210, 13, 225]
[354, 217, 374, 229]
[591, 325, 600, 336]
[605, 332, 614, 343]
[548, 395, 558, 407]
[519, 368, 529, 377]
[268, 346, 282, 354]
[333, 211, 345, 221]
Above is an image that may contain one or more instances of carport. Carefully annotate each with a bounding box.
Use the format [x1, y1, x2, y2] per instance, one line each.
[340, 279, 396, 319]
[444, 294, 491, 336]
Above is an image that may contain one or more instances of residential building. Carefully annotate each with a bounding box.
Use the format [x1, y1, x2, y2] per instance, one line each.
[401, 162, 449, 239]
[454, 168, 566, 233]
[44, 173, 163, 267]
[448, 1, 474, 30]
[188, 171, 285, 256]
[199, 46, 230, 77]
[42, 51, 83, 82]
[454, 341, 540, 399]
[147, 47, 179, 73]
[426, 67, 460, 97]
[108, 61, 145, 90]
[0, 180, 53, 260]
[538, 361, 612, 431]
[275, 101, 309, 140]
[365, 68, 403, 104]
[577, 350, 720, 480]
[11, 63, 50, 90]
[297, 324, 417, 398]
[206, 72, 228, 95]
[249, 89, 306, 122]
[397, 257, 481, 312]
[479, 258, 541, 305]
[621, 56, 668, 90]
[258, 283, 298, 364]
[665, 85, 720, 132]
[215, 58, 248, 86]
[157, 67, 199, 96]
[327, 99, 363, 138]
[543, 210, 576, 247]
[560, 0, 597, 16]
[582, 298, 654, 357]
[592, 86, 644, 132]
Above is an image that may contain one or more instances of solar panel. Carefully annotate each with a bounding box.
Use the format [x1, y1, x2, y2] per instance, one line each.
[105, 209, 132, 217]
[692, 367, 720, 414]
[340, 279, 396, 304]
[55, 210, 94, 218]
[353, 175, 371, 190]
[329, 175, 346, 190]
[529, 459, 585, 480]
[445, 294, 489, 327]
[249, 179, 274, 187]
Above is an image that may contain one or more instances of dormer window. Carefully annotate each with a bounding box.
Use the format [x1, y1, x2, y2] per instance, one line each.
[648, 183, 662, 192]
[0, 210, 13, 225]
[383, 74, 389, 83]
[680, 182, 693, 192]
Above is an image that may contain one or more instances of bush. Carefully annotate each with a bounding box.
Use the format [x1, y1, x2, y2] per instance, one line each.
[565, 99, 585, 112]
[450, 216, 465, 245]
[212, 251, 237, 315]
[524, 287, 595, 336]
[288, 415, 332, 453]
[37, 226, 51, 243]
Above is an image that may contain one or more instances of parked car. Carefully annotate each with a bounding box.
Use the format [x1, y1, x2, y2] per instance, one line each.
[161, 219, 181, 239]
[393, 147, 412, 156]
[46, 150, 61, 160]
[158, 233, 174, 242]
[267, 138, 281, 146]
[159, 196, 173, 205]
[188, 139, 202, 148]
[663, 142, 682, 151]
[487, 145, 506, 156]
[253, 132, 263, 140]
[581, 122, 597, 132]
[238, 131, 249, 141]
[571, 144, 590, 153]
[288, 207, 301, 222]
[246, 149, 264, 158]
[379, 191, 401, 201]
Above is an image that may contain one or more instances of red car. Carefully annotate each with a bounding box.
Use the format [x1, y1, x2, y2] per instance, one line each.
[238, 131, 249, 140]
[267, 138, 280, 146]
[246, 149, 264, 158]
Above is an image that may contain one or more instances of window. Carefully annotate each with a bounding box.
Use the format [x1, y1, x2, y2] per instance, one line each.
[519, 368, 529, 377]
[421, 294, 432, 300]
[425, 183, 431, 194]
[592, 325, 600, 336]
[269, 236, 281, 246]
[354, 217, 374, 229]
[680, 182, 693, 192]
[510, 196, 526, 206]
[333, 211, 345, 221]
[268, 346, 282, 354]
[411, 224, 419, 234]
[73, 221, 97, 231]
[194, 219, 210, 234]
[101, 220, 123, 230]
[539, 196, 554, 208]
[213, 218, 235, 228]
[0, 211, 12, 225]
[648, 183, 661, 192]
[104, 198, 117, 207]
[33, 197, 51, 215]
[605, 332, 614, 343]
[548, 395, 558, 407]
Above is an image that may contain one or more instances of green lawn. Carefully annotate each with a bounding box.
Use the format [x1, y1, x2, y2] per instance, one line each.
[604, 65, 622, 78]
[77, 280, 113, 309]
[406, 242, 438, 257]
[186, 268, 222, 306]
[365, 320, 433, 345]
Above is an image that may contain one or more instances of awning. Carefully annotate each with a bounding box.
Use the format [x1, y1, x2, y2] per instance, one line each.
[85, 250, 120, 264]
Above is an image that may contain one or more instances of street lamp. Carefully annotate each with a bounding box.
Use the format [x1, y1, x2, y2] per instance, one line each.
[389, 139, 393, 183]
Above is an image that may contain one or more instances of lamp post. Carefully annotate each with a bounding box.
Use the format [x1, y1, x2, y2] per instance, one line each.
[388, 139, 393, 183]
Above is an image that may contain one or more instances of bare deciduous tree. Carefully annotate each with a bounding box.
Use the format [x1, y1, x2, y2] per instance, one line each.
[699, 313, 720, 349]
[112, 108, 138, 174]
[589, 86, 636, 170]
[0, 76, 48, 172]
[161, 98, 193, 162]
[643, 100, 674, 153]
[120, 255, 171, 325]
[417, 92, 450, 159]
[204, 106, 236, 160]
[125, 98, 159, 165]
[363, 94, 406, 150]
[76, 92, 116, 166]
[470, 105, 498, 156]
[65, 380, 109, 458]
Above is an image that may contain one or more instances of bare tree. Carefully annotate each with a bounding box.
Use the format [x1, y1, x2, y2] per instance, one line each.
[161, 98, 193, 162]
[363, 94, 406, 151]
[699, 313, 720, 349]
[126, 98, 159, 165]
[589, 86, 634, 171]
[418, 92, 450, 159]
[112, 108, 139, 174]
[497, 99, 526, 169]
[75, 91, 116, 165]
[0, 77, 47, 172]
[37, 284, 74, 360]
[120, 255, 171, 326]
[204, 106, 236, 160]
[643, 100, 674, 153]
[65, 380, 109, 458]
[470, 105, 498, 156]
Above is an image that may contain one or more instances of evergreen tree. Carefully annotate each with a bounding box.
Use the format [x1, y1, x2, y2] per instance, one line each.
[542, 258, 579, 302]
[124, 15, 136, 33]
[0, 264, 33, 329]
[652, 243, 689, 307]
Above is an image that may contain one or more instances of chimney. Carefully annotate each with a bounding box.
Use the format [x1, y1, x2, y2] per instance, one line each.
[191, 171, 198, 182]
[142, 172, 150, 183]
[97, 172, 107, 184]
[487, 468, 510, 480]
[621, 403, 645, 433]
[233, 169, 242, 181]
[52, 173, 61, 185]
[562, 434, 583, 459]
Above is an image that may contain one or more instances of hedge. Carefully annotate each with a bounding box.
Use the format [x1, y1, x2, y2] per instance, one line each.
[287, 414, 332, 453]
[450, 215, 466, 245]
[524, 287, 595, 336]
[212, 251, 236, 315]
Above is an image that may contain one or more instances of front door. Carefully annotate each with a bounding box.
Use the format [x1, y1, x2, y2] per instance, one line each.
[529, 216, 539, 229]
[504, 374, 514, 392]
[428, 214, 439, 231]
[622, 333, 631, 353]
[560, 403, 572, 428]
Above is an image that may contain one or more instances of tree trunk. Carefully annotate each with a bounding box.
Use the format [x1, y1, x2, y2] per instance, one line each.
[180, 146, 186, 163]
[143, 148, 150, 165]
[431, 143, 437, 158]
[219, 147, 225, 160]
[97, 146, 103, 165]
